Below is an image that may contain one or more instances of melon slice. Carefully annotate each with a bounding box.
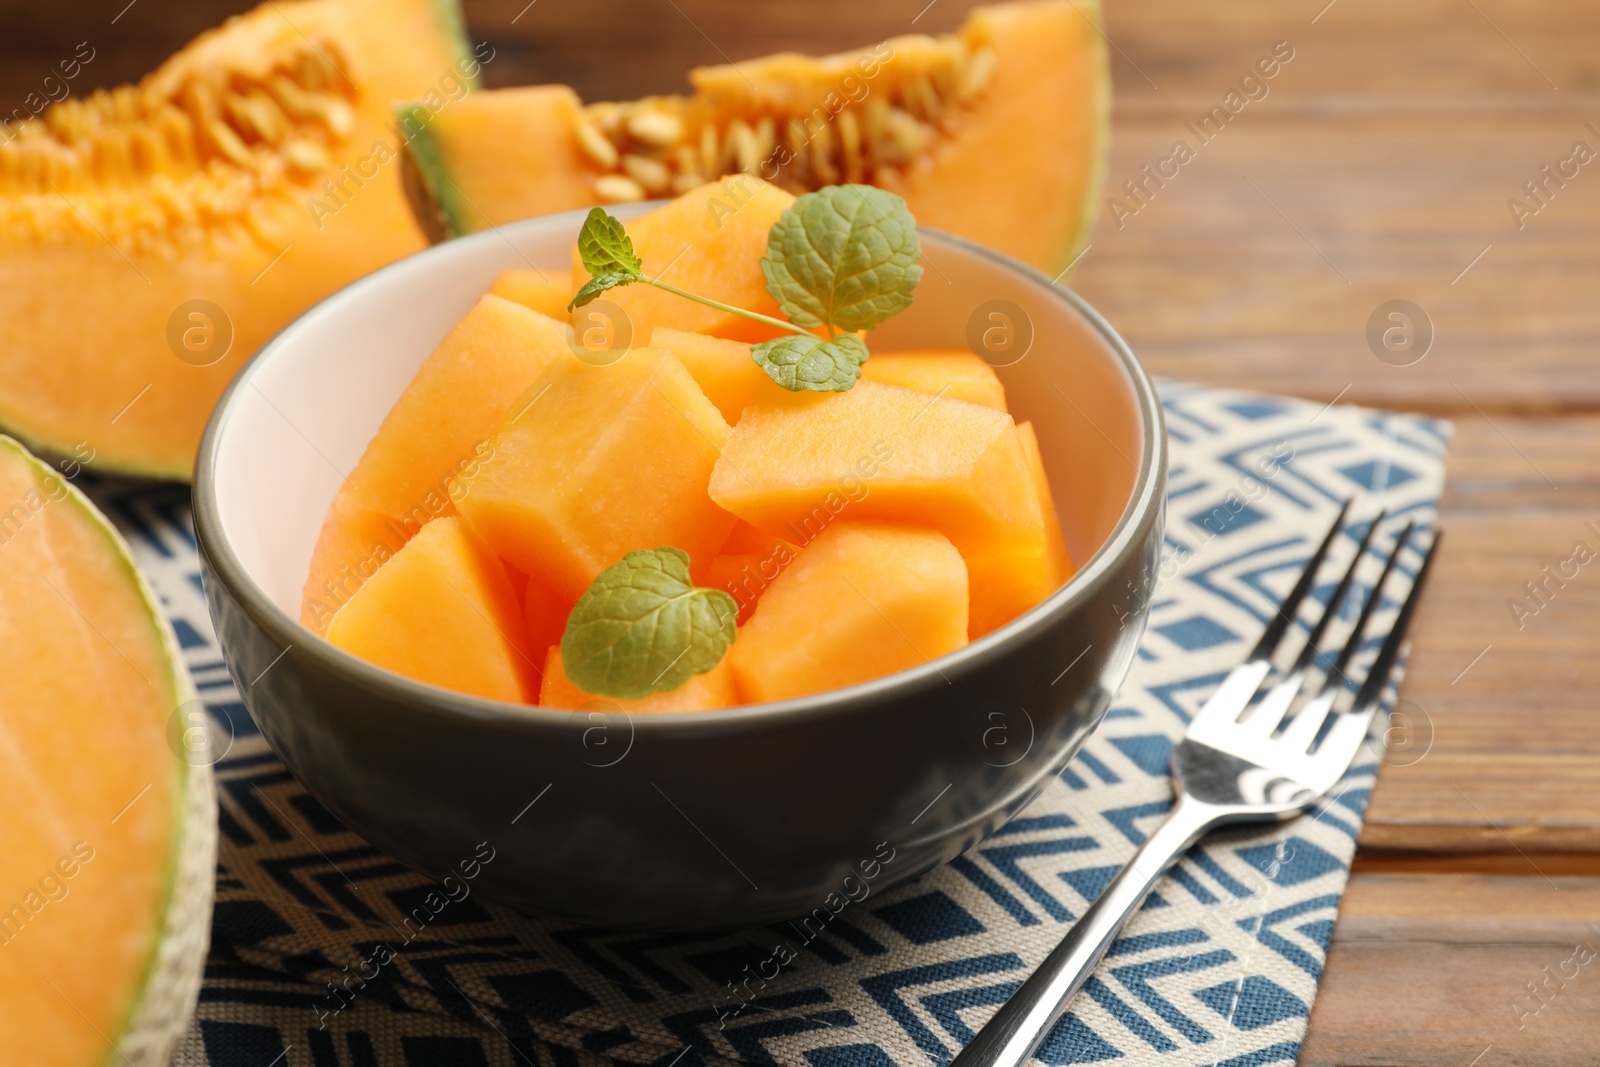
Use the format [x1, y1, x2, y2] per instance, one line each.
[861, 349, 1008, 411]
[491, 268, 577, 320]
[728, 521, 969, 703]
[965, 421, 1075, 637]
[569, 177, 797, 342]
[456, 347, 736, 600]
[326, 516, 541, 702]
[0, 0, 481, 479]
[540, 647, 738, 712]
[301, 293, 568, 630]
[710, 379, 1044, 555]
[0, 435, 215, 1066]
[398, 0, 1108, 274]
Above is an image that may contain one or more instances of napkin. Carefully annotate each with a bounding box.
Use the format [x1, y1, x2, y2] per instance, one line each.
[87, 378, 1449, 1067]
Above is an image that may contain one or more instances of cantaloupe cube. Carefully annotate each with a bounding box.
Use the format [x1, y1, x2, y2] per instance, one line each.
[572, 176, 795, 341]
[709, 380, 1044, 556]
[729, 522, 969, 703]
[708, 551, 793, 623]
[456, 347, 737, 600]
[965, 421, 1076, 637]
[491, 268, 576, 320]
[301, 294, 569, 631]
[649, 327, 786, 423]
[861, 348, 1008, 411]
[540, 647, 738, 712]
[326, 518, 540, 703]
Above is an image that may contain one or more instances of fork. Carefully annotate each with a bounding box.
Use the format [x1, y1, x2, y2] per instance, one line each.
[951, 502, 1440, 1067]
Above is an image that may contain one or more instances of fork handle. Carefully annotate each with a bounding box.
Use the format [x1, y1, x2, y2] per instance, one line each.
[949, 794, 1224, 1067]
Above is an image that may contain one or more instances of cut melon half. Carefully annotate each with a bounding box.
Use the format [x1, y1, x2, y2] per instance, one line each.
[0, 436, 215, 1065]
[0, 0, 479, 479]
[400, 0, 1108, 273]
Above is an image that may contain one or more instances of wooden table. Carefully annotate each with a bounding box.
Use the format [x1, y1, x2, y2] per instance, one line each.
[10, 0, 1599, 1062]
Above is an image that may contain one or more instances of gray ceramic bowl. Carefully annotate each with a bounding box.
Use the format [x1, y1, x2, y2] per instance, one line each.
[194, 206, 1166, 930]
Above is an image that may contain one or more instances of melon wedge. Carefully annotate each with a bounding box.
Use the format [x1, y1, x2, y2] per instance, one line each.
[0, 0, 480, 478]
[728, 521, 969, 703]
[0, 436, 215, 1066]
[326, 516, 541, 702]
[710, 379, 1044, 555]
[540, 647, 738, 712]
[301, 293, 568, 631]
[398, 0, 1107, 274]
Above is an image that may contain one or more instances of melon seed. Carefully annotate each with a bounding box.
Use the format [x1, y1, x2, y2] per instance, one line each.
[576, 120, 619, 169]
[958, 47, 998, 103]
[595, 174, 646, 203]
[621, 152, 672, 194]
[626, 109, 683, 147]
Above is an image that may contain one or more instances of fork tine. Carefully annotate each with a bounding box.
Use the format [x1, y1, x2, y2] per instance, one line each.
[1315, 530, 1441, 763]
[1242, 509, 1382, 734]
[1279, 520, 1414, 752]
[1246, 499, 1352, 663]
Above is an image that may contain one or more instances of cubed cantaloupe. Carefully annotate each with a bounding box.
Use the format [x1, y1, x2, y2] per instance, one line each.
[572, 176, 795, 342]
[491, 268, 576, 320]
[709, 380, 1044, 556]
[326, 517, 540, 703]
[965, 421, 1075, 637]
[708, 551, 793, 622]
[649, 327, 782, 423]
[729, 522, 969, 703]
[456, 346, 736, 600]
[539, 646, 739, 712]
[861, 348, 1008, 411]
[301, 294, 568, 631]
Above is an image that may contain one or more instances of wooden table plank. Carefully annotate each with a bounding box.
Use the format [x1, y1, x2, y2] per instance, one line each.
[1302, 872, 1600, 1067]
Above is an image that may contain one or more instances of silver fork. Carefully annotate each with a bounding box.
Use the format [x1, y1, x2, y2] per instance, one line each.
[952, 502, 1439, 1067]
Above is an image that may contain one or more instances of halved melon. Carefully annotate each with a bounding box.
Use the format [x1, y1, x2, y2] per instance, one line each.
[0, 0, 479, 478]
[301, 293, 568, 631]
[728, 521, 969, 703]
[0, 435, 215, 1065]
[399, 0, 1107, 274]
[540, 646, 738, 712]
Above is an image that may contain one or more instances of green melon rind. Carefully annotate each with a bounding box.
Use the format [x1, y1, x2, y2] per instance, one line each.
[0, 436, 218, 1067]
[1053, 0, 1111, 283]
[429, 0, 479, 91]
[398, 104, 474, 244]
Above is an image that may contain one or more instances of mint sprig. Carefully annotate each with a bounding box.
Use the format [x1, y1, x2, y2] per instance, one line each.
[560, 547, 738, 700]
[567, 185, 922, 393]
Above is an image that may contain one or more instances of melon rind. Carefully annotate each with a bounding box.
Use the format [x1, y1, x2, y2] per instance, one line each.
[0, 436, 217, 1067]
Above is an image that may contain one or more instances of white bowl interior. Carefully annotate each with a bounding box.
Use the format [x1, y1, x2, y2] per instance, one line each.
[211, 211, 1145, 620]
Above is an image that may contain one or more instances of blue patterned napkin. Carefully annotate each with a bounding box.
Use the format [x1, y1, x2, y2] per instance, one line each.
[88, 378, 1449, 1067]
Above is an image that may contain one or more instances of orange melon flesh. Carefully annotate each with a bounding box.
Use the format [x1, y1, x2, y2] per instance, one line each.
[729, 522, 969, 703]
[569, 177, 797, 343]
[708, 551, 795, 623]
[403, 85, 599, 243]
[491, 267, 578, 321]
[861, 349, 1008, 412]
[456, 347, 736, 601]
[0, 435, 213, 1066]
[965, 422, 1075, 637]
[710, 379, 1044, 556]
[522, 573, 574, 662]
[326, 516, 540, 702]
[301, 293, 568, 631]
[0, 0, 479, 478]
[649, 327, 789, 423]
[540, 646, 738, 712]
[397, 1, 1106, 276]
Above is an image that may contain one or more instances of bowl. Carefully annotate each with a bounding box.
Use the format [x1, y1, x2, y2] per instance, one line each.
[194, 206, 1167, 929]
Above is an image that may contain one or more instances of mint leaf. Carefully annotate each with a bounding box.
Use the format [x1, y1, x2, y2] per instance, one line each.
[577, 207, 643, 277]
[752, 333, 868, 392]
[569, 271, 636, 311]
[560, 547, 738, 700]
[761, 185, 922, 334]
